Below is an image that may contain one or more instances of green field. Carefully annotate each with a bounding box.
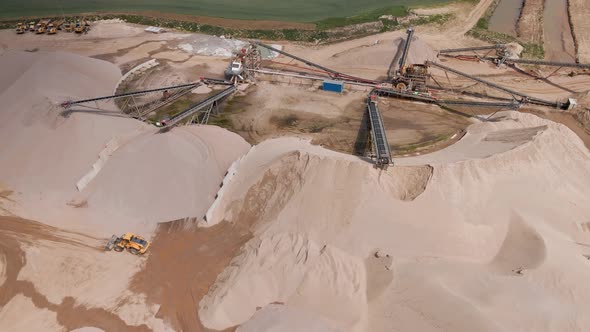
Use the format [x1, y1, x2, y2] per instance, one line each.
[1, 0, 454, 22]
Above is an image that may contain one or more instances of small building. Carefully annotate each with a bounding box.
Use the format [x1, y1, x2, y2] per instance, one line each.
[322, 79, 344, 93]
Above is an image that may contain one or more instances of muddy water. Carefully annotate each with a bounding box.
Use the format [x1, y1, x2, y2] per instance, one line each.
[543, 0, 576, 61]
[488, 0, 524, 36]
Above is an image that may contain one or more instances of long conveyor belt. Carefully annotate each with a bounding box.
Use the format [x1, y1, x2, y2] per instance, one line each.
[398, 28, 415, 71]
[253, 41, 378, 84]
[367, 96, 392, 167]
[427, 61, 563, 108]
[482, 57, 590, 69]
[61, 82, 202, 108]
[164, 85, 237, 127]
[439, 45, 506, 53]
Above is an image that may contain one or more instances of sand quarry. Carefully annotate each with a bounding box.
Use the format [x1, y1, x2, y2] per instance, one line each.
[1, 1, 590, 331]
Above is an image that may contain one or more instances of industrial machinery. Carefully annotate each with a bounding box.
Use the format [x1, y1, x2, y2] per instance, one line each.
[15, 23, 24, 34]
[74, 22, 84, 33]
[391, 28, 430, 92]
[224, 44, 262, 82]
[106, 233, 150, 255]
[47, 23, 57, 35]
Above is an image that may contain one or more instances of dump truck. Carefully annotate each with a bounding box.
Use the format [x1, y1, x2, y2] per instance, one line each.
[106, 233, 150, 255]
[74, 22, 84, 33]
[15, 23, 25, 34]
[47, 24, 57, 35]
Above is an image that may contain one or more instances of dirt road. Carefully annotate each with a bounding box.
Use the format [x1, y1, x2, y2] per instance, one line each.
[0, 217, 150, 331]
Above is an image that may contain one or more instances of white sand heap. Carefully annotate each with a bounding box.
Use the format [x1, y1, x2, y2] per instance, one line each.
[0, 51, 249, 235]
[200, 111, 590, 331]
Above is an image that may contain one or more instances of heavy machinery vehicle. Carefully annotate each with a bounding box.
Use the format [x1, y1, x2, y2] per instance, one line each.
[64, 23, 74, 32]
[15, 23, 24, 34]
[105, 233, 150, 255]
[74, 22, 84, 33]
[47, 23, 57, 35]
[35, 25, 46, 34]
[28, 22, 36, 31]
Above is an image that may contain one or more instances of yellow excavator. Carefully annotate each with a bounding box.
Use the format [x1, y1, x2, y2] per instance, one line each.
[106, 233, 150, 255]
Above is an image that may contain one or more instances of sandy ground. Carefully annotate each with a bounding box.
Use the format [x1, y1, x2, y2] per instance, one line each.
[517, 0, 544, 44]
[568, 0, 590, 63]
[1, 2, 590, 331]
[0, 50, 249, 236]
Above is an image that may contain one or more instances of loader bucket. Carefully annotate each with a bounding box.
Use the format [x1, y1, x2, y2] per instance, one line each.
[105, 235, 119, 251]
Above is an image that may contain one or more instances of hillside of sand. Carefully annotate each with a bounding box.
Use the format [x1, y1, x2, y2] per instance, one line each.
[0, 50, 250, 235]
[200, 111, 590, 332]
[2, 1, 590, 330]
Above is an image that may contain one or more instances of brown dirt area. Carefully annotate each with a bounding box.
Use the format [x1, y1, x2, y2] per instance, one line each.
[568, 0, 590, 63]
[216, 82, 470, 157]
[130, 219, 248, 332]
[131, 159, 300, 331]
[517, 0, 544, 44]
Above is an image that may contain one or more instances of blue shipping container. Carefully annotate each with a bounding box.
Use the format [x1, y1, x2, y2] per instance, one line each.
[323, 80, 344, 93]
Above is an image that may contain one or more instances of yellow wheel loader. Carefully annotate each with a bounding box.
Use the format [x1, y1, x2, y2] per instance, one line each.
[105, 233, 150, 255]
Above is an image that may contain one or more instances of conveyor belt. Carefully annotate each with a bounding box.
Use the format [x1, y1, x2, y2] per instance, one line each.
[367, 97, 392, 167]
[253, 41, 377, 84]
[61, 82, 202, 108]
[372, 88, 438, 103]
[398, 28, 415, 70]
[439, 45, 505, 53]
[131, 86, 194, 119]
[427, 61, 563, 108]
[164, 85, 237, 127]
[482, 57, 590, 69]
[437, 100, 520, 108]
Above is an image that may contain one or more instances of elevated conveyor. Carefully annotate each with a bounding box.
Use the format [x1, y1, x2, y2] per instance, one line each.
[438, 45, 506, 54]
[482, 57, 590, 69]
[61, 82, 202, 108]
[398, 28, 415, 71]
[252, 41, 377, 84]
[163, 85, 237, 128]
[427, 61, 563, 108]
[367, 95, 392, 167]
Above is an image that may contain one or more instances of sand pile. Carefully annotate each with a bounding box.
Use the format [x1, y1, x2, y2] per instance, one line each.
[201, 111, 590, 331]
[0, 51, 249, 235]
[504, 42, 524, 58]
[200, 233, 367, 331]
[237, 304, 339, 332]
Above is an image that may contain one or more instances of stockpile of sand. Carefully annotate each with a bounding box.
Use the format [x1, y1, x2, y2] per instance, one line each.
[201, 111, 590, 331]
[0, 51, 249, 234]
